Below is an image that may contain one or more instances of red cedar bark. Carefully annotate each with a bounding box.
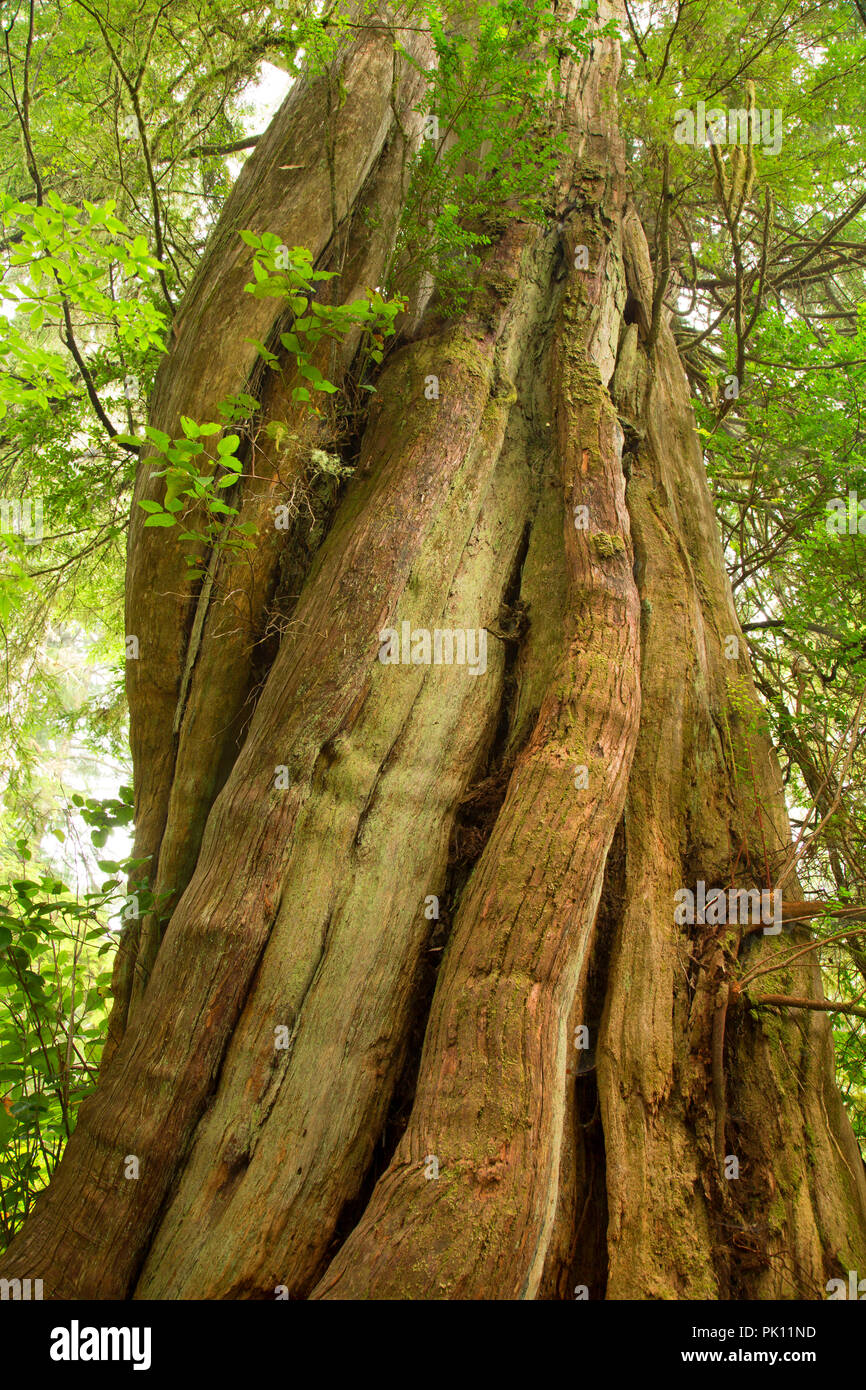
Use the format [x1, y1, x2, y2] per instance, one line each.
[109, 12, 434, 1055]
[134, 221, 545, 1298]
[2, 0, 865, 1302]
[311, 17, 642, 1300]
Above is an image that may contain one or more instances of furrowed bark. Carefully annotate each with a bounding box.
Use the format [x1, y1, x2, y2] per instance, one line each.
[134, 222, 547, 1299]
[595, 207, 866, 1299]
[127, 9, 417, 872]
[311, 17, 642, 1300]
[118, 96, 430, 1037]
[0, 217, 547, 1300]
[312, 326, 639, 1296]
[108, 11, 433, 1055]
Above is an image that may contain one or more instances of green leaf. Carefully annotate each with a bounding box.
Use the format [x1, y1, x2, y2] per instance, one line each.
[144, 426, 171, 451]
[244, 338, 279, 366]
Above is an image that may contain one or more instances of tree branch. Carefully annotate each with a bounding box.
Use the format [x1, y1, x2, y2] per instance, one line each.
[74, 0, 174, 315]
[746, 993, 866, 1022]
[164, 134, 262, 162]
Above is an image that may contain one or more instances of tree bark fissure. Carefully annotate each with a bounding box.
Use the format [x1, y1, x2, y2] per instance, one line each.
[108, 13, 435, 1059]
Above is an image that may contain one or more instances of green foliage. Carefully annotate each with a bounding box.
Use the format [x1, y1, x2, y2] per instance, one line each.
[393, 0, 596, 310]
[0, 787, 146, 1250]
[0, 0, 303, 821]
[0, 2, 298, 1232]
[130, 419, 247, 549]
[0, 192, 166, 415]
[241, 233, 404, 386]
[591, 0, 866, 1148]
[125, 233, 404, 568]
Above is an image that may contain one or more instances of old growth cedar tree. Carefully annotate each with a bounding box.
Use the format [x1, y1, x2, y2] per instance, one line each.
[2, 0, 865, 1300]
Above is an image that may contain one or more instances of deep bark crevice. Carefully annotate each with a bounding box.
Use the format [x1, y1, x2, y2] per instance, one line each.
[284, 529, 542, 1294]
[547, 817, 627, 1300]
[288, 320, 550, 1293]
[447, 520, 534, 896]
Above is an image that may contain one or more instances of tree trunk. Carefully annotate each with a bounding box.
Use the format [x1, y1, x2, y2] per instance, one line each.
[2, 1, 864, 1301]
